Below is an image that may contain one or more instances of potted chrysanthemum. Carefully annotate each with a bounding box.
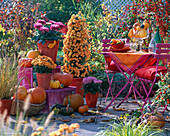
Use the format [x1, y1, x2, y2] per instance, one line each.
[31, 55, 57, 89]
[82, 77, 102, 108]
[33, 19, 67, 62]
[62, 12, 91, 97]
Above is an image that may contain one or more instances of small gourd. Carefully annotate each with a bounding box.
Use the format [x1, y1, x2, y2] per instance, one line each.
[138, 28, 147, 38]
[143, 20, 149, 29]
[78, 105, 89, 114]
[50, 80, 60, 89]
[60, 105, 74, 116]
[63, 94, 84, 111]
[128, 29, 134, 38]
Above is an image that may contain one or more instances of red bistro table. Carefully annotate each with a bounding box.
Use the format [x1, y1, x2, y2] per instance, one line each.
[102, 51, 154, 112]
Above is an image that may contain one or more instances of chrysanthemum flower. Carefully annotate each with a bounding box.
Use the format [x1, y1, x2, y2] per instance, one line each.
[39, 27, 49, 32]
[37, 19, 46, 24]
[34, 23, 42, 29]
[50, 24, 60, 31]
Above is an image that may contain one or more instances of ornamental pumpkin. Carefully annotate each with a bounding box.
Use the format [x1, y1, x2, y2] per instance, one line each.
[27, 85, 46, 104]
[50, 80, 61, 89]
[27, 50, 40, 59]
[60, 107, 74, 116]
[78, 105, 89, 114]
[63, 94, 84, 111]
[18, 58, 33, 68]
[147, 112, 165, 128]
[128, 29, 134, 38]
[12, 86, 28, 101]
[143, 20, 149, 29]
[51, 73, 73, 87]
[138, 28, 147, 38]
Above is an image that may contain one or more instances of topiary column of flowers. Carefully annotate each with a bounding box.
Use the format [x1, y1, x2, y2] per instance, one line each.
[62, 12, 91, 96]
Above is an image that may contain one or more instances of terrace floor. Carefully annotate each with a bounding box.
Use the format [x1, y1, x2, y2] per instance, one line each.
[4, 97, 170, 136]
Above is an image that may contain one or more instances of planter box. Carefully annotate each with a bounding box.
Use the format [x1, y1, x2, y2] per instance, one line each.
[18, 66, 33, 89]
[42, 87, 76, 113]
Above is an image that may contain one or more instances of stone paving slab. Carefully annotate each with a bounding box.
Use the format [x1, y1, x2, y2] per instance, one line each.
[3, 97, 170, 136]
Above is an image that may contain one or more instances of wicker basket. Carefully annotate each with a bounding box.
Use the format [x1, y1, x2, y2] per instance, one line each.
[10, 77, 46, 116]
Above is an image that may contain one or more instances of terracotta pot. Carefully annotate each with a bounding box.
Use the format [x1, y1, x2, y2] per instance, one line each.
[69, 78, 84, 97]
[37, 40, 60, 62]
[0, 99, 13, 121]
[85, 92, 99, 108]
[36, 73, 52, 90]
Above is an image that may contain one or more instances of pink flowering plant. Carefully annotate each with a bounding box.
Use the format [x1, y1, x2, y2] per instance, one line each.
[33, 19, 67, 44]
[82, 76, 102, 95]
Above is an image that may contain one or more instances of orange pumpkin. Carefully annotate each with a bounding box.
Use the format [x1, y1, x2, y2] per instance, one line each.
[51, 73, 73, 87]
[27, 50, 40, 59]
[63, 94, 84, 111]
[18, 58, 33, 67]
[12, 86, 28, 101]
[27, 87, 46, 104]
[78, 106, 87, 114]
[78, 105, 89, 114]
[83, 105, 89, 111]
[147, 112, 165, 128]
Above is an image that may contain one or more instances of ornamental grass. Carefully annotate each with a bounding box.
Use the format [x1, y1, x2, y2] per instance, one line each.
[96, 116, 163, 136]
[0, 56, 18, 99]
[62, 11, 91, 78]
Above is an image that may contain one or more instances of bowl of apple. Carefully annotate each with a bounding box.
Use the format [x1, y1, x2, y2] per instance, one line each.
[111, 39, 125, 49]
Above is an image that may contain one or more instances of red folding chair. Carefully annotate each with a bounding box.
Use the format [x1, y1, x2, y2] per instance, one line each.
[102, 39, 127, 102]
[135, 43, 170, 110]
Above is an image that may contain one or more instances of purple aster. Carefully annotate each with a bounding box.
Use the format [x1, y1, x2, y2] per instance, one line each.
[49, 20, 57, 24]
[39, 26, 49, 32]
[37, 20, 46, 25]
[34, 23, 43, 29]
[50, 24, 60, 30]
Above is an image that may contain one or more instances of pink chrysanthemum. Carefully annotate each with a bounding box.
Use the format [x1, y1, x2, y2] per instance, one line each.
[34, 23, 42, 29]
[37, 19, 46, 24]
[50, 24, 60, 30]
[49, 20, 57, 24]
[39, 26, 49, 32]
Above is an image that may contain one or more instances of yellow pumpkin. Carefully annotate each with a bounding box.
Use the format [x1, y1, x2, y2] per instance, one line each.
[138, 29, 147, 38]
[27, 50, 40, 59]
[128, 29, 134, 38]
[133, 22, 140, 31]
[12, 86, 28, 101]
[63, 94, 84, 111]
[50, 80, 60, 89]
[51, 73, 73, 87]
[143, 20, 149, 29]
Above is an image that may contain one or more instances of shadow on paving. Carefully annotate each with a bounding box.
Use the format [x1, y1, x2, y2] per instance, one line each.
[5, 97, 170, 136]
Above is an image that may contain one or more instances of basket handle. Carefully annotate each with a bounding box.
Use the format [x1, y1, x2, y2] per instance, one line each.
[14, 76, 31, 101]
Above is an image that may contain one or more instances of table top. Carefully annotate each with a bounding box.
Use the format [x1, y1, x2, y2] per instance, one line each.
[102, 51, 154, 75]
